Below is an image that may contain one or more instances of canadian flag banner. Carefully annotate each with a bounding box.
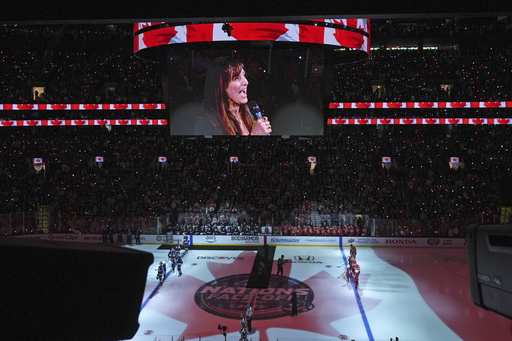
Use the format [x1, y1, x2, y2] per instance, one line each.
[158, 156, 167, 163]
[230, 156, 239, 163]
[95, 156, 104, 163]
[33, 158, 43, 164]
[134, 19, 371, 56]
[0, 119, 168, 128]
[382, 156, 392, 163]
[327, 117, 512, 125]
[329, 101, 512, 109]
[450, 157, 460, 163]
[308, 156, 317, 163]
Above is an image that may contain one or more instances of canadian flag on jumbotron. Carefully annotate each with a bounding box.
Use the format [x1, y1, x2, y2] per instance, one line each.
[450, 157, 460, 163]
[33, 158, 43, 164]
[382, 156, 392, 163]
[95, 156, 104, 163]
[230, 156, 239, 163]
[158, 156, 167, 163]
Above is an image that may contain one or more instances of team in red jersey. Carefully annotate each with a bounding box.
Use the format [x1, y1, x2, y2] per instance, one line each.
[345, 244, 361, 289]
[275, 223, 368, 237]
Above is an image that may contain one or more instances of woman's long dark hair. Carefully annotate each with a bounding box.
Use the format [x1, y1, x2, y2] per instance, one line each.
[203, 56, 255, 135]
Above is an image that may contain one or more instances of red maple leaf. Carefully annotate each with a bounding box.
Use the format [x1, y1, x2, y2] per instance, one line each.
[51, 104, 68, 110]
[425, 119, 437, 124]
[114, 104, 129, 110]
[403, 119, 414, 124]
[17, 104, 34, 110]
[334, 119, 346, 125]
[142, 26, 177, 47]
[472, 118, 485, 125]
[497, 118, 510, 124]
[450, 102, 467, 108]
[332, 19, 364, 49]
[483, 101, 501, 108]
[357, 119, 368, 125]
[144, 251, 381, 341]
[1, 120, 14, 126]
[386, 102, 403, 109]
[379, 119, 391, 124]
[84, 104, 100, 110]
[143, 104, 158, 110]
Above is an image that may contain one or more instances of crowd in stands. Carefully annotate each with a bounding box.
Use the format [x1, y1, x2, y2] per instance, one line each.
[1, 18, 511, 237]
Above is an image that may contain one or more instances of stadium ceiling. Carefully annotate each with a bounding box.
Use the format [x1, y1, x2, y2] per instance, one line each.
[1, 0, 512, 24]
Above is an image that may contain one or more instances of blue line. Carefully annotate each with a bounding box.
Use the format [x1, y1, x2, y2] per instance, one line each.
[140, 249, 188, 312]
[339, 237, 374, 341]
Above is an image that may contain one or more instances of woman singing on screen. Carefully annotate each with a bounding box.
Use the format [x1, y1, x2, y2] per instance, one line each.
[195, 56, 272, 135]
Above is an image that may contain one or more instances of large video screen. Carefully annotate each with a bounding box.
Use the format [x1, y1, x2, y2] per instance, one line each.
[134, 20, 370, 136]
[166, 46, 326, 136]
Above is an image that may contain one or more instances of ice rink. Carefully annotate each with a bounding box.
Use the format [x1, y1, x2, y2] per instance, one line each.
[123, 244, 512, 341]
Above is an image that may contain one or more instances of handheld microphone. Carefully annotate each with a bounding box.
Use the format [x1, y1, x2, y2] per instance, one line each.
[248, 100, 263, 119]
[248, 100, 270, 135]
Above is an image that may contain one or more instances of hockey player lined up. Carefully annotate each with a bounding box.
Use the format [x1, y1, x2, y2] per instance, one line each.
[183, 235, 189, 252]
[176, 254, 183, 277]
[350, 244, 357, 259]
[348, 253, 356, 268]
[157, 262, 165, 285]
[352, 262, 360, 289]
[239, 313, 248, 341]
[170, 252, 177, 273]
[345, 262, 361, 289]
[175, 241, 181, 256]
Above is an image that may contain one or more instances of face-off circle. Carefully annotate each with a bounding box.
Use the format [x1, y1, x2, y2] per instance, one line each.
[194, 274, 314, 319]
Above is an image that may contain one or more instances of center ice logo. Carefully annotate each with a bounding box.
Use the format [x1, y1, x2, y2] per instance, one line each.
[194, 273, 314, 319]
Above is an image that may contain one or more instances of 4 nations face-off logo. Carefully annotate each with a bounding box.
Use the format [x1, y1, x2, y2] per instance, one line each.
[194, 274, 314, 319]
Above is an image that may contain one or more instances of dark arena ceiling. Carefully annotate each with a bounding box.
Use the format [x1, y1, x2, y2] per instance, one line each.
[2, 0, 512, 24]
